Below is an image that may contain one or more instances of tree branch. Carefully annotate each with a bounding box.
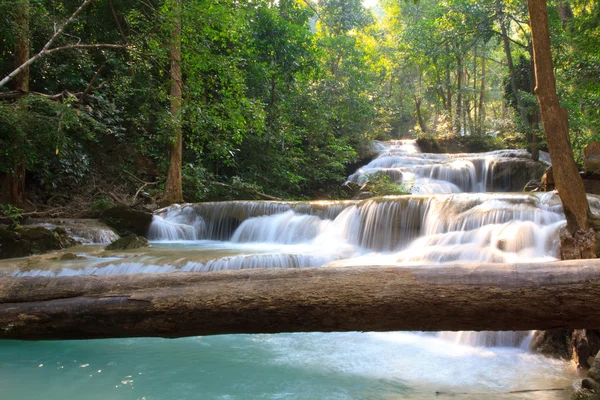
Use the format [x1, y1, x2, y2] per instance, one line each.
[0, 44, 127, 88]
[201, 179, 282, 201]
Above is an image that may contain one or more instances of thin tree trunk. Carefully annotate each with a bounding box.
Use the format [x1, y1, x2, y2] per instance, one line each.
[472, 52, 478, 128]
[557, 0, 574, 28]
[161, 0, 184, 207]
[2, 0, 29, 206]
[479, 56, 486, 125]
[501, 20, 529, 127]
[527, 0, 594, 259]
[415, 96, 427, 133]
[455, 56, 463, 135]
[4, 261, 600, 340]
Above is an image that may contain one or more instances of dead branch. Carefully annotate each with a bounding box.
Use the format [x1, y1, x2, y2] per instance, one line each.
[201, 179, 282, 201]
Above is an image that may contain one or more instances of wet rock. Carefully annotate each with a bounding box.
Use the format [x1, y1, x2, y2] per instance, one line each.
[355, 192, 375, 200]
[572, 389, 600, 400]
[583, 378, 600, 391]
[0, 226, 80, 259]
[532, 330, 600, 369]
[100, 206, 153, 237]
[490, 159, 547, 192]
[523, 179, 542, 192]
[59, 252, 85, 261]
[589, 368, 600, 383]
[105, 234, 149, 251]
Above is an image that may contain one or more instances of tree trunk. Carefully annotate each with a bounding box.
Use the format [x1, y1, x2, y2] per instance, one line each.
[472, 52, 477, 128]
[479, 56, 486, 125]
[455, 56, 463, 135]
[414, 96, 427, 133]
[2, 0, 29, 206]
[526, 0, 594, 259]
[160, 0, 184, 207]
[501, 20, 529, 128]
[3, 261, 600, 340]
[557, 0, 574, 28]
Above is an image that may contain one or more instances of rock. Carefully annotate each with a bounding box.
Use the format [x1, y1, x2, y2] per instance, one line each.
[560, 228, 597, 261]
[105, 234, 149, 251]
[572, 389, 600, 400]
[100, 206, 153, 237]
[0, 226, 80, 259]
[490, 159, 547, 192]
[585, 154, 600, 175]
[583, 378, 600, 391]
[59, 252, 85, 261]
[592, 351, 600, 370]
[584, 142, 600, 159]
[355, 192, 375, 200]
[589, 368, 600, 382]
[523, 179, 542, 192]
[531, 330, 600, 368]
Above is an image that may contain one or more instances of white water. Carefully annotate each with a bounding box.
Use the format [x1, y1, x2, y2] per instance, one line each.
[347, 139, 547, 193]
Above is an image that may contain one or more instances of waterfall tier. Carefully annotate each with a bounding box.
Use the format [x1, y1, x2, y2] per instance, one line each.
[347, 140, 548, 193]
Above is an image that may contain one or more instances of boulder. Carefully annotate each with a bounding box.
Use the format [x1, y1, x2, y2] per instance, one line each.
[100, 206, 153, 237]
[585, 154, 600, 175]
[0, 226, 80, 259]
[59, 252, 85, 261]
[583, 378, 600, 392]
[105, 234, 149, 251]
[584, 142, 600, 159]
[532, 330, 600, 368]
[572, 389, 600, 400]
[523, 179, 542, 192]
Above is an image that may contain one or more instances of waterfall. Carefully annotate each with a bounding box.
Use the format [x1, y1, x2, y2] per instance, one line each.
[28, 219, 119, 244]
[13, 140, 576, 354]
[347, 140, 547, 193]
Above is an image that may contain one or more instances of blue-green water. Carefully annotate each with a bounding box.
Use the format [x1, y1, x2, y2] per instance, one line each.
[0, 332, 576, 400]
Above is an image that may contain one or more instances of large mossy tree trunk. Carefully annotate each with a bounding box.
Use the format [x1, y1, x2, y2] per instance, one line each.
[1, 0, 29, 206]
[160, 0, 184, 207]
[526, 0, 595, 259]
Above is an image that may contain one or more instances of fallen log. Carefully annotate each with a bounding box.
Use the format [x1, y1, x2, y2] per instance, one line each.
[3, 260, 600, 340]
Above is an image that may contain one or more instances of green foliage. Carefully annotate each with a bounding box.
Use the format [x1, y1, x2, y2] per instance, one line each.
[90, 197, 114, 213]
[0, 204, 23, 228]
[5, 0, 596, 206]
[365, 174, 411, 196]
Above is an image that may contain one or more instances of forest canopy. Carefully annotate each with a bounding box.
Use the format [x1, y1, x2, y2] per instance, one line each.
[0, 0, 599, 210]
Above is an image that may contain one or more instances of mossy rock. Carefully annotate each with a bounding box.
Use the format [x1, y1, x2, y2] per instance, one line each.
[571, 389, 600, 400]
[100, 206, 153, 237]
[105, 234, 149, 251]
[0, 226, 80, 259]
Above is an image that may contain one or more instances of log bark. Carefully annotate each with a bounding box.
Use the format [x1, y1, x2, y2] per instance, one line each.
[3, 260, 600, 340]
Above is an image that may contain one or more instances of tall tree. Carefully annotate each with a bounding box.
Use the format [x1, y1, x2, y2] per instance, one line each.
[1, 0, 29, 206]
[526, 0, 595, 259]
[161, 0, 184, 206]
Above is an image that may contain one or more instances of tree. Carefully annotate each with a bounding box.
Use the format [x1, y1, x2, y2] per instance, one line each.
[526, 0, 595, 259]
[0, 0, 29, 206]
[160, 0, 184, 206]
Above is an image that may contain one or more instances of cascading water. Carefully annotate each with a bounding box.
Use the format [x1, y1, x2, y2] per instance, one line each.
[1, 140, 583, 399]
[347, 139, 548, 193]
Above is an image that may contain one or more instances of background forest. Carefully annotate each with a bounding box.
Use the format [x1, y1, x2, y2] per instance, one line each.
[0, 0, 599, 213]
